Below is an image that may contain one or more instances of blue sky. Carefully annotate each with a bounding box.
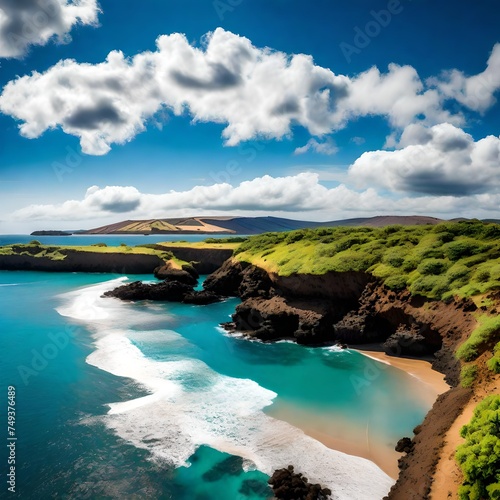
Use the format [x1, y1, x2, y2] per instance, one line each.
[0, 0, 500, 232]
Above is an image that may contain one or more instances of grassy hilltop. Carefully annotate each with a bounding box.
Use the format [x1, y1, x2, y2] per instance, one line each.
[234, 221, 500, 301]
[0, 241, 175, 261]
[235, 221, 500, 365]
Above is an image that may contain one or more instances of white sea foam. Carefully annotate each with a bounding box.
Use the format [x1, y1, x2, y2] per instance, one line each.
[57, 279, 394, 500]
[324, 345, 352, 354]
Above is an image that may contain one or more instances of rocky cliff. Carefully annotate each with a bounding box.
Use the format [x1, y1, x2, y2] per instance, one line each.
[0, 246, 234, 275]
[0, 251, 165, 274]
[138, 245, 234, 274]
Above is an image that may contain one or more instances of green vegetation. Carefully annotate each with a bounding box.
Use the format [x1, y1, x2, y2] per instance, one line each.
[456, 315, 500, 362]
[234, 221, 500, 301]
[204, 236, 248, 244]
[0, 239, 242, 269]
[29, 240, 41, 245]
[151, 241, 241, 250]
[460, 364, 478, 388]
[487, 343, 500, 374]
[181, 262, 197, 275]
[0, 243, 176, 263]
[456, 395, 500, 499]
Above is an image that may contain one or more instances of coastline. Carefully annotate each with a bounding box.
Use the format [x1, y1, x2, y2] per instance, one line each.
[267, 346, 450, 480]
[354, 345, 450, 404]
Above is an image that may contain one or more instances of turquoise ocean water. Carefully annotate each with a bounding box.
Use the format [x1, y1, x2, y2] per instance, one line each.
[0, 234, 245, 247]
[0, 269, 433, 499]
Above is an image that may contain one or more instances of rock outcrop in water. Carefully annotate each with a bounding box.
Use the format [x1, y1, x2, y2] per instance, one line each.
[153, 262, 198, 285]
[103, 280, 222, 305]
[204, 259, 274, 298]
[268, 465, 332, 499]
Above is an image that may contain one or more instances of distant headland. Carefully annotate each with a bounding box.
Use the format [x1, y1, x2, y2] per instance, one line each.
[30, 214, 494, 237]
[31, 230, 73, 236]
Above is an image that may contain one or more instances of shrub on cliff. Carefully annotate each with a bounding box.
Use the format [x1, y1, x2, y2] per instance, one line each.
[384, 275, 408, 291]
[417, 258, 449, 276]
[329, 250, 379, 273]
[332, 235, 371, 253]
[446, 264, 471, 283]
[383, 249, 407, 268]
[444, 240, 488, 261]
[487, 343, 500, 374]
[457, 315, 500, 361]
[410, 275, 449, 298]
[204, 237, 247, 243]
[460, 364, 478, 388]
[456, 395, 500, 499]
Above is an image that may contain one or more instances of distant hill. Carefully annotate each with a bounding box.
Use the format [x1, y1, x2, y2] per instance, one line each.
[82, 215, 445, 235]
[323, 215, 444, 227]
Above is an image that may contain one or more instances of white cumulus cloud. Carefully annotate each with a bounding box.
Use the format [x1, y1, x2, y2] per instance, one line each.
[348, 123, 500, 196]
[11, 169, 500, 225]
[10, 173, 388, 221]
[294, 138, 338, 156]
[0, 0, 100, 58]
[2, 29, 494, 155]
[429, 43, 500, 113]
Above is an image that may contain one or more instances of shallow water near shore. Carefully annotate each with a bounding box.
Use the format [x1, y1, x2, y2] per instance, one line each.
[0, 270, 437, 499]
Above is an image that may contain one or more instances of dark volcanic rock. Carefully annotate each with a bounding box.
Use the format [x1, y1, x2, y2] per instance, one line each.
[395, 437, 415, 454]
[294, 312, 338, 345]
[332, 312, 368, 343]
[203, 259, 274, 298]
[268, 465, 331, 500]
[103, 280, 221, 304]
[203, 259, 248, 296]
[383, 324, 441, 357]
[154, 264, 197, 285]
[333, 311, 393, 344]
[233, 298, 300, 340]
[183, 290, 222, 305]
[230, 296, 347, 345]
[238, 265, 274, 299]
[104, 280, 193, 301]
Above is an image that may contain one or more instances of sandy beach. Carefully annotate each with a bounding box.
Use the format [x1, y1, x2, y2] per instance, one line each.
[267, 347, 450, 479]
[355, 346, 450, 405]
